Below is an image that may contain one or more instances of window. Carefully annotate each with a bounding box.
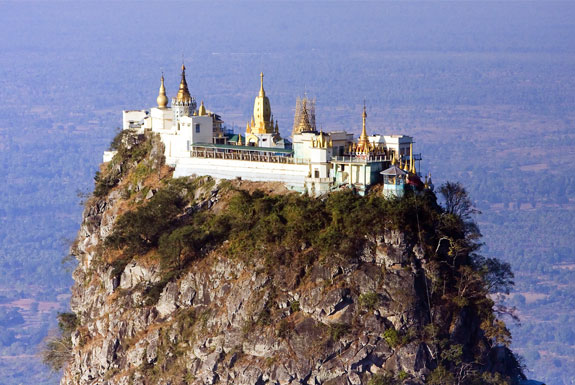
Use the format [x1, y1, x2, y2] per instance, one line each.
[195, 124, 200, 133]
[314, 169, 320, 178]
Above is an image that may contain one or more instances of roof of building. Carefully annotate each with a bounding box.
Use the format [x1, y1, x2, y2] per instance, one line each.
[381, 165, 407, 176]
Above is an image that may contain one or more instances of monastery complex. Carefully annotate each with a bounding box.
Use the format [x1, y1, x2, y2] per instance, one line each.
[108, 65, 433, 197]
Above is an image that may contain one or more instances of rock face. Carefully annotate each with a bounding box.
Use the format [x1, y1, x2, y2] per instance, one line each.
[60, 133, 522, 385]
[63, 190, 439, 385]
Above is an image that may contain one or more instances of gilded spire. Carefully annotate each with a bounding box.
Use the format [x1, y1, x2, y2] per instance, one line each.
[250, 72, 275, 135]
[357, 102, 370, 153]
[409, 143, 416, 174]
[157, 74, 168, 109]
[176, 64, 192, 103]
[360, 103, 368, 141]
[238, 134, 243, 146]
[259, 72, 265, 97]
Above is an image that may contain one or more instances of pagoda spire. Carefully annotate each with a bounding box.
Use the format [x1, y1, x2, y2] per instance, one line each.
[259, 72, 265, 97]
[409, 143, 417, 174]
[176, 64, 191, 103]
[357, 102, 370, 153]
[156, 73, 168, 109]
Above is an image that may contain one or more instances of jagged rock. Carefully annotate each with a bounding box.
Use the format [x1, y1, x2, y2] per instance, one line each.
[156, 281, 179, 317]
[120, 261, 160, 290]
[145, 188, 155, 200]
[60, 149, 522, 385]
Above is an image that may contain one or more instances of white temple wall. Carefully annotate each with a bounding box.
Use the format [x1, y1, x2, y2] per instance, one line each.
[172, 157, 310, 191]
[150, 108, 174, 132]
[179, 115, 213, 144]
[122, 110, 148, 131]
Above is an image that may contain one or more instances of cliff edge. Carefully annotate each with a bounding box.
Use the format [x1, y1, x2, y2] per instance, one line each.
[48, 131, 525, 385]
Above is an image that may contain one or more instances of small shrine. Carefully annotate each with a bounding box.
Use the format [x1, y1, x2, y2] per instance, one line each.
[381, 164, 407, 198]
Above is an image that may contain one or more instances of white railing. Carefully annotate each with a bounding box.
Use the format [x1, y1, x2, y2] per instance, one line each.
[189, 149, 312, 164]
[332, 155, 391, 163]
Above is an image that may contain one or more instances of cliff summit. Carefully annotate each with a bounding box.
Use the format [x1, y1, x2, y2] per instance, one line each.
[47, 131, 525, 385]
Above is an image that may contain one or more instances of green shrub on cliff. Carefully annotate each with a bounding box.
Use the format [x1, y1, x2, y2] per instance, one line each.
[105, 186, 187, 255]
[42, 312, 78, 372]
[101, 174, 521, 382]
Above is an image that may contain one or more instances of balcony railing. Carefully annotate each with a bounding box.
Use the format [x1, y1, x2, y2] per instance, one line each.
[190, 148, 311, 164]
[332, 155, 392, 163]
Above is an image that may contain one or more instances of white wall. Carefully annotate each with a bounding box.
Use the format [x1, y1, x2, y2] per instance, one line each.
[180, 115, 213, 144]
[173, 157, 310, 191]
[122, 110, 148, 131]
[150, 107, 174, 132]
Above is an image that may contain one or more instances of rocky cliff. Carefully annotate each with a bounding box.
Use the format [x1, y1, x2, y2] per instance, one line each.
[53, 131, 524, 385]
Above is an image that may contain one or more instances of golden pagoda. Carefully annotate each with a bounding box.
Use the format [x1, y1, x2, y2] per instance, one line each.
[176, 64, 192, 104]
[198, 100, 207, 116]
[156, 74, 168, 109]
[247, 72, 274, 134]
[356, 103, 371, 154]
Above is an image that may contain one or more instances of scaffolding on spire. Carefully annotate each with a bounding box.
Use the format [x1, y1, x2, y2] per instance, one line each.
[292, 95, 317, 135]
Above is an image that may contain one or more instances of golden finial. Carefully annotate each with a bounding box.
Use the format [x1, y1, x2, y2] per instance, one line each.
[403, 158, 410, 171]
[198, 100, 206, 116]
[410, 143, 417, 174]
[409, 143, 413, 173]
[275, 120, 279, 133]
[157, 73, 168, 109]
[238, 134, 243, 146]
[176, 63, 192, 103]
[361, 102, 368, 138]
[259, 72, 265, 97]
[246, 121, 251, 134]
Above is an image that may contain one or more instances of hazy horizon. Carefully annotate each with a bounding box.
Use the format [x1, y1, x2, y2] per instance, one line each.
[1, 1, 574, 384]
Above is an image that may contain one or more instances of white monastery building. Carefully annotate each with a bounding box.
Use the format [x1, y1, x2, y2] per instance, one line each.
[108, 65, 432, 197]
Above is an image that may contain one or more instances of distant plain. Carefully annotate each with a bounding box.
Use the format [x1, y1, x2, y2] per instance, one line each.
[0, 1, 574, 384]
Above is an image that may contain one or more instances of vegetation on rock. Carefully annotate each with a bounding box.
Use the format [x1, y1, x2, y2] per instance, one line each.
[53, 131, 525, 384]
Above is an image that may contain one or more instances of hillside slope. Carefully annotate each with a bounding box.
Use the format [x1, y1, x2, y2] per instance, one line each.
[51, 131, 524, 385]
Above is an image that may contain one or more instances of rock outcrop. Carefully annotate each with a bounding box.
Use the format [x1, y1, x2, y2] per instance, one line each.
[58, 132, 524, 385]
